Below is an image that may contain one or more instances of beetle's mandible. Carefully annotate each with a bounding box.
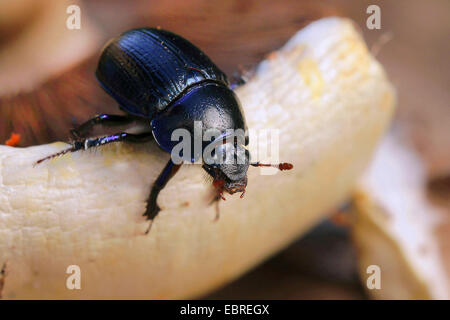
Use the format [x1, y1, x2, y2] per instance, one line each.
[37, 28, 293, 233]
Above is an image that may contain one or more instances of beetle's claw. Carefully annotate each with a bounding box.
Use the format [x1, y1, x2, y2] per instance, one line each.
[144, 220, 154, 235]
[143, 204, 159, 235]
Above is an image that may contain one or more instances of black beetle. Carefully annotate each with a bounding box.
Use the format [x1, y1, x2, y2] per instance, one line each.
[37, 28, 293, 232]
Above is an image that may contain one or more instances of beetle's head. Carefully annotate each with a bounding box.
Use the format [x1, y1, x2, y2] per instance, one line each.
[202, 142, 249, 198]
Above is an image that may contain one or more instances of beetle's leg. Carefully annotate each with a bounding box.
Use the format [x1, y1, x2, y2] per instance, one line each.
[144, 160, 182, 234]
[202, 164, 224, 221]
[35, 131, 153, 164]
[71, 114, 135, 139]
[209, 194, 221, 221]
[209, 180, 225, 221]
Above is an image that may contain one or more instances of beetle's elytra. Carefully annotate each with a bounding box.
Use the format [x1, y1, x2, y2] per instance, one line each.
[37, 28, 292, 233]
[97, 28, 229, 117]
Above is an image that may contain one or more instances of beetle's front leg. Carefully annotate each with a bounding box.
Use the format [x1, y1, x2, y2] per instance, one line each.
[209, 194, 221, 221]
[144, 160, 182, 234]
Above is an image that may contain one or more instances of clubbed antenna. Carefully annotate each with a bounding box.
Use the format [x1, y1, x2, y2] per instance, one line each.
[250, 162, 293, 171]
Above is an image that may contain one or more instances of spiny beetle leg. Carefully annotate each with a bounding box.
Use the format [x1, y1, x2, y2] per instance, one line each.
[36, 131, 153, 164]
[144, 160, 182, 234]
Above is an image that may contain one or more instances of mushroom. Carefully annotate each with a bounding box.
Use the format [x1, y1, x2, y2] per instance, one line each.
[0, 18, 395, 299]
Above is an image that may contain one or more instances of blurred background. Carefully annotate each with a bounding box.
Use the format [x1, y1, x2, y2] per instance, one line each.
[0, 0, 448, 299]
